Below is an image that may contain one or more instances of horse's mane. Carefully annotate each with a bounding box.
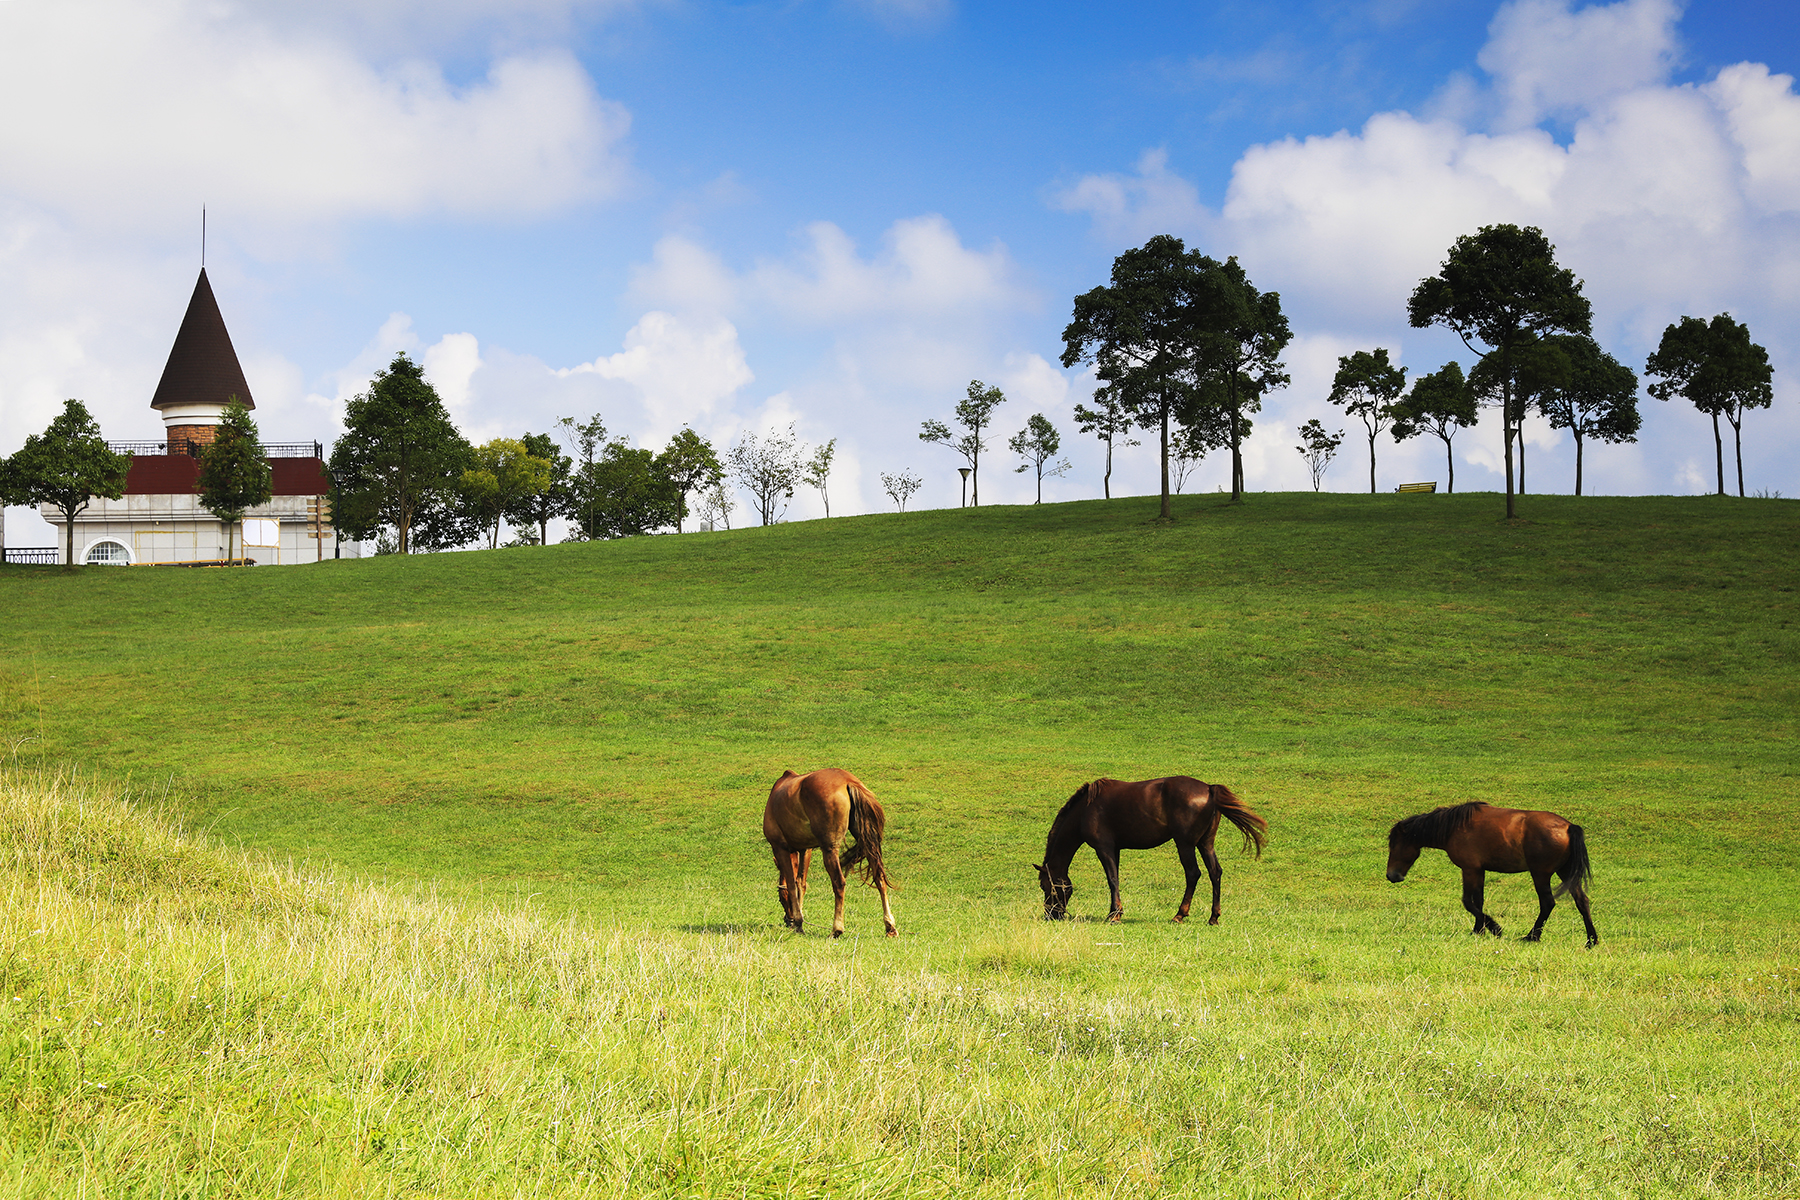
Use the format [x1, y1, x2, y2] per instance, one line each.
[1389, 801, 1487, 845]
[1043, 782, 1104, 858]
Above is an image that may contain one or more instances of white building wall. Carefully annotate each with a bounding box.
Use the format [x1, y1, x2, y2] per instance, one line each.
[41, 493, 363, 566]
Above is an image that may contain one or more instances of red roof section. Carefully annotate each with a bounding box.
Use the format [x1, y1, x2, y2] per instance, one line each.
[149, 268, 256, 412]
[125, 456, 327, 497]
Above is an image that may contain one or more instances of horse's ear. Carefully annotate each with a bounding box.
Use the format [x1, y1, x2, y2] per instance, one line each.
[1033, 862, 1043, 872]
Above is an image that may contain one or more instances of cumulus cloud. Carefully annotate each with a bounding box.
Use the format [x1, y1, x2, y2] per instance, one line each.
[558, 311, 755, 442]
[1478, 0, 1682, 129]
[0, 0, 633, 232]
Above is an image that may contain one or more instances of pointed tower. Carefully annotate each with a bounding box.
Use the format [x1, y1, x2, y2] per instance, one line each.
[150, 268, 255, 454]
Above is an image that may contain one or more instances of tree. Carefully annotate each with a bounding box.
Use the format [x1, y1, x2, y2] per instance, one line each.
[1071, 387, 1138, 499]
[1408, 223, 1591, 518]
[1193, 256, 1291, 502]
[1007, 414, 1070, 503]
[7, 399, 129, 567]
[1645, 314, 1774, 497]
[556, 414, 609, 541]
[575, 440, 682, 539]
[461, 437, 553, 549]
[657, 427, 725, 532]
[195, 399, 272, 564]
[696, 480, 734, 531]
[1328, 348, 1407, 493]
[1169, 391, 1234, 494]
[880, 469, 923, 512]
[729, 424, 805, 526]
[920, 380, 1006, 506]
[1294, 420, 1344, 492]
[328, 353, 478, 553]
[1390, 362, 1479, 493]
[1527, 336, 1641, 497]
[803, 438, 838, 518]
[507, 432, 571, 546]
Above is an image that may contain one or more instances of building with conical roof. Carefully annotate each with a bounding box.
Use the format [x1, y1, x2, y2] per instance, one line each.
[38, 268, 355, 566]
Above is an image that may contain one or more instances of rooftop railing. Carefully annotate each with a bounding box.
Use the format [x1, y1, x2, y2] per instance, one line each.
[109, 440, 325, 459]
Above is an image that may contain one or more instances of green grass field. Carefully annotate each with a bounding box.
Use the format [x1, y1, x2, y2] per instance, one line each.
[2, 491, 1797, 1196]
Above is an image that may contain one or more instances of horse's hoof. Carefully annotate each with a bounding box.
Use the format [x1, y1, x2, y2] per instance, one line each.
[1106, 914, 1123, 924]
[885, 927, 897, 938]
[1522, 933, 1541, 943]
[1207, 915, 1221, 926]
[1171, 914, 1186, 924]
[1586, 937, 1599, 949]
[832, 929, 843, 939]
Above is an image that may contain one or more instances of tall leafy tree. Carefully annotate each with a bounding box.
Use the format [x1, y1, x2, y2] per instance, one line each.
[556, 414, 609, 541]
[1294, 420, 1344, 492]
[1526, 336, 1642, 497]
[1007, 414, 1071, 503]
[1328, 349, 1407, 493]
[1061, 235, 1199, 519]
[461, 437, 554, 549]
[1644, 314, 1773, 497]
[328, 353, 477, 553]
[0, 450, 27, 562]
[1408, 223, 1591, 518]
[920, 380, 1006, 506]
[195, 399, 273, 564]
[1071, 387, 1138, 500]
[507, 432, 571, 546]
[576, 440, 682, 539]
[1390, 362, 1479, 493]
[657, 427, 725, 532]
[7, 399, 130, 567]
[729, 424, 805, 526]
[1193, 256, 1290, 502]
[802, 437, 838, 518]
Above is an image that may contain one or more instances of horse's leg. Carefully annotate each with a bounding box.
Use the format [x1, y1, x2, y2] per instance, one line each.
[1201, 840, 1225, 926]
[797, 848, 811, 908]
[772, 844, 803, 932]
[820, 843, 849, 938]
[1570, 885, 1599, 949]
[1524, 871, 1555, 942]
[1461, 867, 1501, 936]
[1173, 842, 1202, 924]
[1094, 844, 1124, 923]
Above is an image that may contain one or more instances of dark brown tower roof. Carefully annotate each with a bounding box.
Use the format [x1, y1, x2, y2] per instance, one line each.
[149, 268, 255, 411]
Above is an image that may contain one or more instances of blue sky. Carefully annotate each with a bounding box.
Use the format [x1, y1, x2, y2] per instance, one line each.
[3, 0, 1798, 542]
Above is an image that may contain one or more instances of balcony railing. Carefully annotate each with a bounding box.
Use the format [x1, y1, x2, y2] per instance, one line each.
[3, 547, 59, 565]
[108, 440, 324, 459]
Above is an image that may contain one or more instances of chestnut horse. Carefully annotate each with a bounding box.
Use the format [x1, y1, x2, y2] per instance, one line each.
[763, 768, 896, 937]
[1386, 801, 1597, 947]
[1035, 776, 1268, 924]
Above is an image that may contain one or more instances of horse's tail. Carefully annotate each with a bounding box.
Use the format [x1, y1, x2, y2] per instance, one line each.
[840, 784, 892, 889]
[1210, 784, 1268, 858]
[1553, 824, 1592, 899]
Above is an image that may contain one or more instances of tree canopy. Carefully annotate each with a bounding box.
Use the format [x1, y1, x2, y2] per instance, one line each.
[1071, 387, 1137, 500]
[729, 425, 805, 526]
[657, 427, 725, 532]
[1008, 413, 1070, 504]
[920, 381, 1006, 506]
[1527, 336, 1641, 497]
[7, 399, 130, 567]
[507, 432, 572, 546]
[1390, 362, 1479, 493]
[462, 437, 554, 549]
[328, 353, 477, 553]
[1328, 348, 1406, 493]
[1408, 224, 1591, 517]
[195, 399, 272, 564]
[1645, 314, 1773, 497]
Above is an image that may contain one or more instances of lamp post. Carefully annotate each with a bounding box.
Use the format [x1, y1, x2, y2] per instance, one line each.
[958, 467, 971, 508]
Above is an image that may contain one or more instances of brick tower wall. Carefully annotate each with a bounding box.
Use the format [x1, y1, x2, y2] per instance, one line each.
[165, 424, 218, 455]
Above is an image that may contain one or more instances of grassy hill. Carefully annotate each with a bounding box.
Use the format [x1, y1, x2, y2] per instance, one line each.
[2, 491, 1797, 1195]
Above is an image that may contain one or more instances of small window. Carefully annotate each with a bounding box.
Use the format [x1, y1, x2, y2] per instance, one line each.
[83, 539, 132, 566]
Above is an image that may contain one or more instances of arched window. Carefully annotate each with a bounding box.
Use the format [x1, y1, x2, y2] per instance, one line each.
[82, 539, 133, 566]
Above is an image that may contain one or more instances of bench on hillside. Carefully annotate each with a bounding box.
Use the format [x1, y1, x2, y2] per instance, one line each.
[1395, 482, 1438, 494]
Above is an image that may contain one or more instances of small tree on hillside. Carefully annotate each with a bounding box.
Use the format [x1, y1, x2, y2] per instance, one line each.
[580, 440, 682, 538]
[1072, 387, 1138, 499]
[920, 380, 1006, 506]
[1645, 313, 1773, 497]
[657, 427, 725, 532]
[8, 399, 130, 567]
[729, 424, 805, 526]
[196, 399, 273, 564]
[507, 432, 572, 546]
[556, 414, 609, 541]
[1530, 335, 1641, 496]
[696, 480, 734, 531]
[1294, 420, 1344, 492]
[1008, 414, 1070, 503]
[803, 438, 838, 518]
[880, 469, 923, 512]
[461, 437, 553, 549]
[1328, 348, 1407, 494]
[1390, 362, 1479, 493]
[1170, 381, 1235, 494]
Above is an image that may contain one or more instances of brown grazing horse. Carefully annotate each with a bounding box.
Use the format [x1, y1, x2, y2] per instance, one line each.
[1036, 776, 1268, 924]
[763, 768, 896, 937]
[1386, 801, 1597, 947]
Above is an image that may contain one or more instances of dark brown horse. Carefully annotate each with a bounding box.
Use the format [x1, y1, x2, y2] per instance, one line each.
[1035, 776, 1268, 924]
[1386, 801, 1597, 947]
[763, 768, 896, 937]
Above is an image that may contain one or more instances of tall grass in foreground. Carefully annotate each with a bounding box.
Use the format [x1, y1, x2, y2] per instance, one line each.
[3, 766, 1795, 1198]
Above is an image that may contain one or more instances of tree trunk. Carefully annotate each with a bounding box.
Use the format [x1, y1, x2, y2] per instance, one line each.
[1517, 419, 1526, 495]
[1368, 430, 1377, 494]
[1103, 436, 1113, 500]
[1502, 389, 1517, 519]
[1159, 404, 1170, 520]
[1574, 430, 1584, 497]
[1712, 413, 1724, 495]
[1730, 413, 1744, 497]
[64, 513, 75, 567]
[1228, 378, 1244, 503]
[1444, 437, 1455, 494]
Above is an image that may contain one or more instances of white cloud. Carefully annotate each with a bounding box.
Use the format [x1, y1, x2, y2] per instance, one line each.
[0, 0, 632, 233]
[1478, 0, 1682, 129]
[558, 311, 754, 442]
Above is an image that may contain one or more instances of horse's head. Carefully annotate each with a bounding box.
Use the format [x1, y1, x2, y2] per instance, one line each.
[1385, 836, 1420, 883]
[1036, 862, 1073, 919]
